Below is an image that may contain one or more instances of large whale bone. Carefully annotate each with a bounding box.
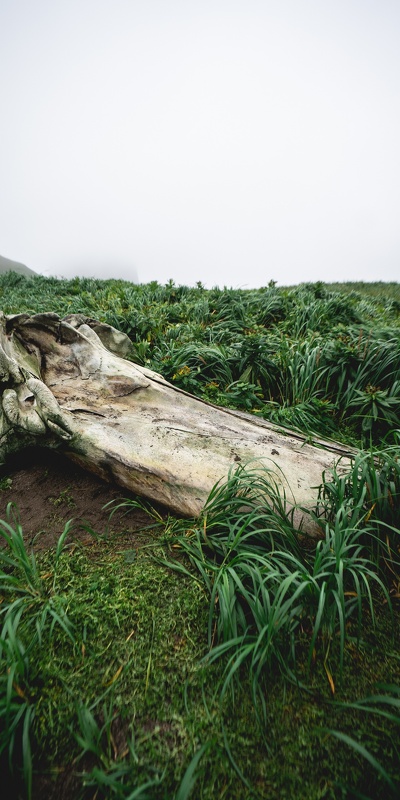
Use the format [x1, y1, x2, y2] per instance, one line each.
[0, 312, 353, 534]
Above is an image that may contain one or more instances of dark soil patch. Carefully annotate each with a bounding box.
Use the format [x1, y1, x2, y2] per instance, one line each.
[0, 447, 159, 550]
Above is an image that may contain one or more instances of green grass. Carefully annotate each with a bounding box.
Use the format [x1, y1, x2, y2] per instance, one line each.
[1, 273, 399, 446]
[0, 544, 398, 799]
[1, 454, 400, 798]
[1, 274, 400, 797]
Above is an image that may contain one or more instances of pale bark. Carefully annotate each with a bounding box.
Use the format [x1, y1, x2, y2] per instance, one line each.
[0, 312, 353, 534]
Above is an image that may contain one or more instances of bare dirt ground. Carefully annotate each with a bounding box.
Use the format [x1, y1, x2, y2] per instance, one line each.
[0, 447, 157, 549]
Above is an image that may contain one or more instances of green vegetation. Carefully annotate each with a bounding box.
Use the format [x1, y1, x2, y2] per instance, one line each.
[1, 273, 399, 445]
[1, 275, 399, 798]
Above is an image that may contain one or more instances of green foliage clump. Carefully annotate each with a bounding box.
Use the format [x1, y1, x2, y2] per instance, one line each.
[1, 273, 399, 444]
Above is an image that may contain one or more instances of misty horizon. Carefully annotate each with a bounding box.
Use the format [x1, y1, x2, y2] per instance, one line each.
[1, 1, 400, 289]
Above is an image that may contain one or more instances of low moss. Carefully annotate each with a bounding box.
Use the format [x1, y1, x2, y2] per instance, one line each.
[2, 533, 397, 800]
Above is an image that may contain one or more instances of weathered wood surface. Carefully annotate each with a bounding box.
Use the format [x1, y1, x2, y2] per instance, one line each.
[0, 312, 352, 533]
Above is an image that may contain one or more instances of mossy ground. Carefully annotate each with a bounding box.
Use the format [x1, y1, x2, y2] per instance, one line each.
[4, 528, 398, 800]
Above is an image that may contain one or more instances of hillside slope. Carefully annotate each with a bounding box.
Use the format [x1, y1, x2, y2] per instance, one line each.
[0, 253, 36, 277]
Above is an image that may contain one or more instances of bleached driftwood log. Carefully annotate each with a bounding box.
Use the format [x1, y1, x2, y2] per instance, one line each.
[0, 312, 352, 534]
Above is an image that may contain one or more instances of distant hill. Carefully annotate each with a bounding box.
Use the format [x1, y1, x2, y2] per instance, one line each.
[0, 254, 36, 277]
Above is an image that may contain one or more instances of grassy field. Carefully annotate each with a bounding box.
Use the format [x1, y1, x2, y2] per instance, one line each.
[1, 274, 399, 799]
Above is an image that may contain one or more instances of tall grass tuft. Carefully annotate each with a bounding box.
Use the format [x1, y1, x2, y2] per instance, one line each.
[0, 506, 76, 799]
[166, 456, 396, 709]
[316, 443, 400, 579]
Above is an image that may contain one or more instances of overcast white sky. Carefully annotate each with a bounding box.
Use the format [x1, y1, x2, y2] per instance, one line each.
[1, 0, 399, 287]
